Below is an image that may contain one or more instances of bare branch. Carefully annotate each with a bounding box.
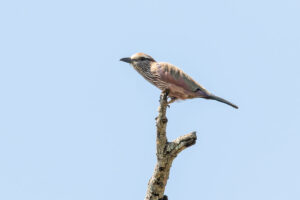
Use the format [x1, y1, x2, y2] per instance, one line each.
[156, 91, 168, 158]
[145, 91, 197, 200]
[169, 132, 197, 155]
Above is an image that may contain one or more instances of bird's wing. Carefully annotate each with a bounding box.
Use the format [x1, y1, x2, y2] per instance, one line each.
[154, 62, 210, 95]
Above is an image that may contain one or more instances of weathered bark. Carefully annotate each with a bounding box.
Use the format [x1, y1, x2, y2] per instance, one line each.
[145, 91, 197, 200]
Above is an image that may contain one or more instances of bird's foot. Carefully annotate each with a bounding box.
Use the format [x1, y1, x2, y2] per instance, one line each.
[162, 89, 170, 96]
[167, 97, 177, 105]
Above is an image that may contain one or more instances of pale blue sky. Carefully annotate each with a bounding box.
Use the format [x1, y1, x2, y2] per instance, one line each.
[0, 0, 299, 200]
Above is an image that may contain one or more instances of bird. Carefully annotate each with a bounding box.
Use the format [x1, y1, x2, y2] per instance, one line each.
[120, 53, 238, 109]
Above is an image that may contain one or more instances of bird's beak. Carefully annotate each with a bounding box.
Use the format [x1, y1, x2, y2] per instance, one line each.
[120, 57, 132, 63]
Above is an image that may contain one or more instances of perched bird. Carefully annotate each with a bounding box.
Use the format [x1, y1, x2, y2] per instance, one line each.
[120, 53, 238, 109]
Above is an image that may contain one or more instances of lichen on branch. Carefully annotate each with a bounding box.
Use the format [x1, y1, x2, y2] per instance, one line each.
[145, 91, 197, 200]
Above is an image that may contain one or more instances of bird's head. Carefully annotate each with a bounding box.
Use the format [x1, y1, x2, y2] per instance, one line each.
[120, 53, 156, 68]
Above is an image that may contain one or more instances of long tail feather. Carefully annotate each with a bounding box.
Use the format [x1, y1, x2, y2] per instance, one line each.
[208, 94, 238, 109]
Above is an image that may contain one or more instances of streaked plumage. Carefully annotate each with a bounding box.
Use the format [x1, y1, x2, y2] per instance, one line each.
[120, 53, 238, 109]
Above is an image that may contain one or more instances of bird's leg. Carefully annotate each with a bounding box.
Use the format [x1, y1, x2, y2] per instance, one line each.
[167, 97, 177, 105]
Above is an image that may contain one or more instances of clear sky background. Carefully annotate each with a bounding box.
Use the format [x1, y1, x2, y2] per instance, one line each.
[0, 0, 299, 200]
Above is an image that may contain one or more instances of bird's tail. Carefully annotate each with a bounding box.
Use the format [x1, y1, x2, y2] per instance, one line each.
[208, 94, 238, 109]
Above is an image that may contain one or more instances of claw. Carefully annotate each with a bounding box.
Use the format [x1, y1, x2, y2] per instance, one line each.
[167, 97, 177, 105]
[163, 89, 170, 96]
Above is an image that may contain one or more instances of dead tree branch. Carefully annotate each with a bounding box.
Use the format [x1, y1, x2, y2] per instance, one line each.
[145, 91, 197, 200]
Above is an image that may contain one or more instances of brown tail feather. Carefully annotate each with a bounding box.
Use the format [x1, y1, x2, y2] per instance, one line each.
[208, 94, 238, 109]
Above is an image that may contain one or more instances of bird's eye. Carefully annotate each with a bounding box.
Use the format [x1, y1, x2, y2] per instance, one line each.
[140, 57, 146, 61]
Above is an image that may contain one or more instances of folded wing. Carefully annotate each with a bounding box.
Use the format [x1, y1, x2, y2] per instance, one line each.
[155, 62, 210, 98]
